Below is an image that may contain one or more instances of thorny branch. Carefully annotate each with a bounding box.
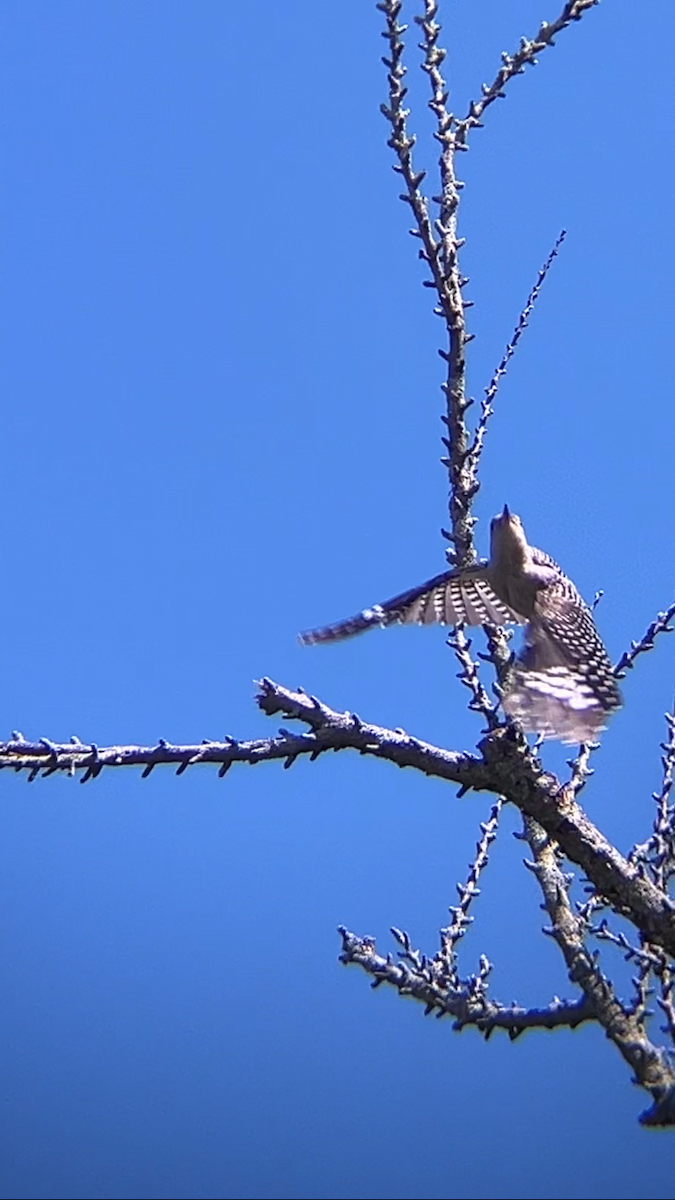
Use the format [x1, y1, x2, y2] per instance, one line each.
[379, 0, 598, 565]
[619, 707, 675, 1081]
[379, 2, 601, 783]
[438, 799, 502, 970]
[338, 815, 675, 1120]
[6, 676, 675, 963]
[467, 231, 567, 476]
[447, 624, 500, 729]
[455, 0, 600, 149]
[339, 925, 595, 1036]
[521, 817, 675, 1121]
[629, 705, 675, 890]
[380, 2, 584, 784]
[5, 0, 674, 1126]
[238, 0, 672, 1124]
[415, 2, 473, 565]
[615, 601, 675, 678]
[378, 0, 474, 567]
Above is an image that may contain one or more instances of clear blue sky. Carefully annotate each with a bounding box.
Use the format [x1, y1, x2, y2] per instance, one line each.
[1, 3, 674, 1198]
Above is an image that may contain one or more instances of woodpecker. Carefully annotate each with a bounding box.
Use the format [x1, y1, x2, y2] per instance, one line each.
[298, 506, 622, 744]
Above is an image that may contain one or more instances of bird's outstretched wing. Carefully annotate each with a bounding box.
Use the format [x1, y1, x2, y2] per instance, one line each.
[502, 583, 622, 744]
[299, 566, 525, 645]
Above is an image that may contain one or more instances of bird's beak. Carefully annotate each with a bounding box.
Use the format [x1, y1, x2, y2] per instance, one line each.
[502, 504, 510, 519]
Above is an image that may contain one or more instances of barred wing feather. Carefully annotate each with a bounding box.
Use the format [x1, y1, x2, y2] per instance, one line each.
[502, 586, 622, 744]
[299, 567, 524, 646]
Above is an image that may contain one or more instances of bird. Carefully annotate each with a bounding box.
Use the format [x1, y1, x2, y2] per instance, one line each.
[298, 505, 622, 744]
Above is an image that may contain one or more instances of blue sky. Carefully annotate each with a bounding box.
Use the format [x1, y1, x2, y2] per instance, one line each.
[1, 3, 675, 1197]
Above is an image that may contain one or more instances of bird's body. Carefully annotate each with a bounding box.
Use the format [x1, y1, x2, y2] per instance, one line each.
[299, 507, 622, 744]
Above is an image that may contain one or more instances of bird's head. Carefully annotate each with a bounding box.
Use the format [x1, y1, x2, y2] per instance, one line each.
[489, 505, 528, 565]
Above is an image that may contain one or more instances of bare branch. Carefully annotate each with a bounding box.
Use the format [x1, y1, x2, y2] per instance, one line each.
[522, 818, 675, 1108]
[590, 920, 662, 972]
[447, 625, 500, 729]
[565, 741, 594, 798]
[380, 4, 598, 568]
[377, 2, 447, 320]
[467, 231, 566, 475]
[10, 677, 675, 959]
[416, 2, 451, 151]
[651, 710, 675, 890]
[657, 961, 675, 1042]
[415, 4, 474, 564]
[455, 0, 600, 149]
[438, 798, 502, 972]
[640, 1086, 675, 1127]
[378, 1, 475, 565]
[628, 957, 654, 1027]
[339, 925, 594, 1035]
[257, 682, 675, 961]
[614, 600, 675, 677]
[0, 728, 342, 783]
[629, 706, 675, 890]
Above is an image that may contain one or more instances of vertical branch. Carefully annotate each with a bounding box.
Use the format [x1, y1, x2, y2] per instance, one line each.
[628, 708, 675, 1045]
[447, 626, 500, 728]
[437, 799, 503, 979]
[379, 3, 473, 563]
[657, 960, 675, 1043]
[522, 817, 675, 1106]
[381, 0, 600, 567]
[565, 741, 594, 798]
[378, 2, 441, 298]
[417, 1, 474, 567]
[629, 707, 675, 889]
[650, 709, 675, 892]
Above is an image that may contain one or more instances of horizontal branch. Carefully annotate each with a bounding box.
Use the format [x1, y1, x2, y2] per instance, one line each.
[257, 682, 675, 960]
[339, 926, 593, 1035]
[4, 676, 675, 959]
[0, 686, 481, 785]
[0, 728, 337, 782]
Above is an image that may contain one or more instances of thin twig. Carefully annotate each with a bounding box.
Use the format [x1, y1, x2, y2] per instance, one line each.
[590, 919, 663, 972]
[447, 626, 500, 729]
[438, 799, 503, 975]
[629, 706, 675, 889]
[565, 741, 594, 798]
[614, 601, 675, 677]
[467, 231, 567, 473]
[455, 1, 600, 150]
[657, 961, 675, 1042]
